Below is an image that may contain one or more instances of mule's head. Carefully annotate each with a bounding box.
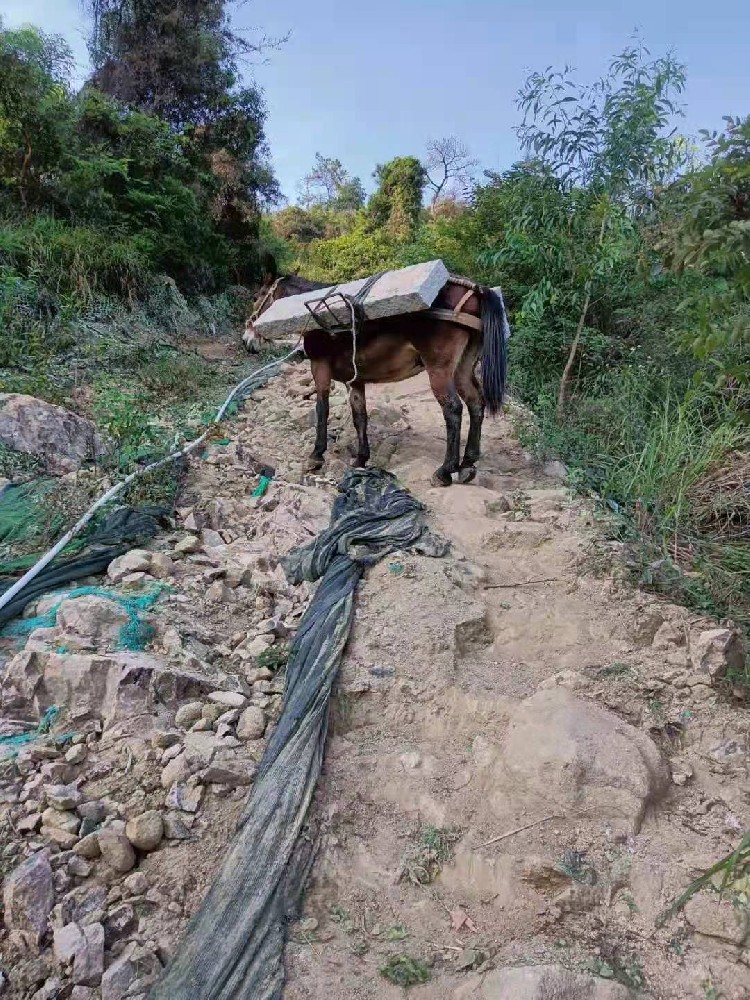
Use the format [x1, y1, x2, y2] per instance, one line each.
[242, 273, 329, 353]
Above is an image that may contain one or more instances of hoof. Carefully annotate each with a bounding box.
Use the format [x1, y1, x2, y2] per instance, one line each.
[304, 455, 324, 473]
[458, 464, 477, 485]
[431, 467, 453, 488]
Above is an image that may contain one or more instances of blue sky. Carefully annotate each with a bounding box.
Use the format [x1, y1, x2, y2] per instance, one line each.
[4, 0, 748, 200]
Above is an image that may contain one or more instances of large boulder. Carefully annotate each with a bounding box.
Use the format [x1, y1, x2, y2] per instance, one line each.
[499, 689, 668, 834]
[0, 394, 107, 474]
[689, 627, 745, 682]
[455, 965, 630, 999]
[2, 851, 54, 943]
[0, 648, 244, 729]
[56, 596, 131, 653]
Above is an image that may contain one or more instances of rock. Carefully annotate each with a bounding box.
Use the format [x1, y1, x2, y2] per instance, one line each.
[18, 812, 42, 834]
[54, 921, 85, 963]
[73, 833, 102, 860]
[216, 708, 241, 725]
[201, 703, 224, 724]
[499, 688, 668, 834]
[45, 784, 82, 811]
[122, 872, 148, 896]
[53, 921, 104, 986]
[685, 893, 749, 946]
[538, 669, 590, 692]
[149, 553, 175, 580]
[125, 811, 163, 852]
[161, 753, 191, 789]
[200, 762, 255, 787]
[173, 536, 199, 556]
[68, 857, 93, 878]
[72, 989, 96, 1000]
[96, 829, 136, 873]
[152, 731, 181, 750]
[454, 965, 629, 999]
[103, 903, 137, 943]
[73, 924, 104, 986]
[100, 944, 138, 1000]
[41, 807, 80, 833]
[205, 581, 235, 604]
[3, 852, 54, 942]
[77, 801, 106, 824]
[161, 743, 184, 763]
[107, 550, 152, 583]
[31, 977, 62, 1000]
[201, 528, 224, 548]
[55, 596, 131, 653]
[690, 628, 745, 682]
[242, 636, 273, 659]
[237, 706, 266, 741]
[0, 394, 107, 474]
[165, 783, 204, 813]
[163, 813, 192, 840]
[43, 826, 80, 849]
[58, 885, 107, 927]
[175, 702, 204, 728]
[65, 745, 87, 765]
[208, 690, 247, 709]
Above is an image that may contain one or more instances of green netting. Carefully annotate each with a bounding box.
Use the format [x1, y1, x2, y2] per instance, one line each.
[0, 705, 76, 761]
[1, 584, 167, 651]
[0, 480, 86, 574]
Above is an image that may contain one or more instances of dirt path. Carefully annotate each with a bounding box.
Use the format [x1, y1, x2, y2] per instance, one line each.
[240, 369, 748, 1000]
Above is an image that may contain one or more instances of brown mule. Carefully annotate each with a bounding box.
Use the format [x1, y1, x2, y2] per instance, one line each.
[244, 271, 509, 486]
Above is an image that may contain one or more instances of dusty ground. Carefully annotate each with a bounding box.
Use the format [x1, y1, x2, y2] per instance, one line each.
[247, 368, 749, 1000]
[1, 356, 749, 999]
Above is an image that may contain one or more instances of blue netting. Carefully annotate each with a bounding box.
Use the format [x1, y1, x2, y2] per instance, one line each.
[1, 584, 167, 651]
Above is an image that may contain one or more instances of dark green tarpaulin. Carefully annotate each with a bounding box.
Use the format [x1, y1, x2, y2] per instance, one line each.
[151, 467, 447, 1000]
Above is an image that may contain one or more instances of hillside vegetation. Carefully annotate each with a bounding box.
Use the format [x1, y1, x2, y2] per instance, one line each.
[1, 14, 748, 649]
[269, 46, 750, 646]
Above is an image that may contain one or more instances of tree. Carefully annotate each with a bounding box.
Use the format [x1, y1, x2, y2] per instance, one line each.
[515, 41, 687, 413]
[425, 136, 478, 206]
[298, 152, 365, 211]
[0, 22, 74, 207]
[368, 156, 426, 238]
[660, 116, 750, 385]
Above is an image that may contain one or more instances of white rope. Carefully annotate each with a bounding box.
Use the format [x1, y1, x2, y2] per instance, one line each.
[0, 345, 301, 615]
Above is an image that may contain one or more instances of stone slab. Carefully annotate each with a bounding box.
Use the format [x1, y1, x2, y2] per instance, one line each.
[254, 259, 449, 339]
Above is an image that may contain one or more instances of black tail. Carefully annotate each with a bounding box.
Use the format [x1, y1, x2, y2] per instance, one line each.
[480, 287, 510, 416]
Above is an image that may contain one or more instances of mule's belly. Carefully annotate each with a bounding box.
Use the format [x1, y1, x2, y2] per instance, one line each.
[331, 333, 424, 385]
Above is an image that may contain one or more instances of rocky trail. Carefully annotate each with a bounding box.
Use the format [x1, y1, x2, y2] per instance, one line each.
[1, 356, 748, 1000]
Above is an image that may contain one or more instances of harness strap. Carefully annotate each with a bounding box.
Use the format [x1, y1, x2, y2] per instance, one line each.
[453, 287, 475, 316]
[424, 308, 483, 332]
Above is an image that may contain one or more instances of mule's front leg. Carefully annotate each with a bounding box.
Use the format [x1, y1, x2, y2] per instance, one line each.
[305, 359, 332, 472]
[348, 381, 370, 467]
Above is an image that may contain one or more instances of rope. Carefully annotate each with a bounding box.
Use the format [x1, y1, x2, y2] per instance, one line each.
[304, 272, 386, 393]
[0, 345, 302, 618]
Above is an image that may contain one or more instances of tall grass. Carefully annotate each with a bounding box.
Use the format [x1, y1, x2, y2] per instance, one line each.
[522, 372, 750, 636]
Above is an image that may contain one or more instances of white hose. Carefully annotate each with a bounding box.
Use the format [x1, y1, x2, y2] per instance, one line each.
[0, 346, 301, 614]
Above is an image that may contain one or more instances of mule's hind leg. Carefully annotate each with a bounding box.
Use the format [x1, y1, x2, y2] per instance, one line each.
[348, 380, 370, 467]
[455, 335, 484, 484]
[418, 331, 469, 487]
[305, 358, 332, 472]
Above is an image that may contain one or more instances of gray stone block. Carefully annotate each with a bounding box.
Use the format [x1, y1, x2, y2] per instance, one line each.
[254, 260, 449, 339]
